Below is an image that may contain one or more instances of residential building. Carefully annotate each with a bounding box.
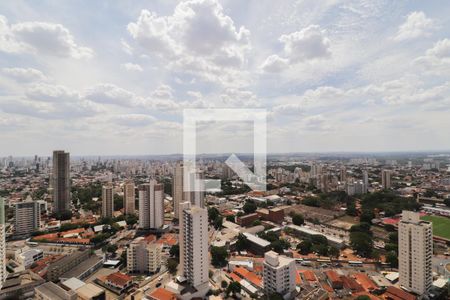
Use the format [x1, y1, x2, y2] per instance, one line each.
[173, 162, 184, 220]
[0, 270, 45, 299]
[381, 169, 392, 189]
[102, 184, 114, 218]
[263, 250, 296, 298]
[46, 250, 91, 282]
[0, 198, 6, 288]
[179, 202, 209, 292]
[127, 236, 163, 274]
[399, 211, 433, 295]
[14, 199, 40, 236]
[16, 248, 44, 269]
[123, 180, 135, 215]
[35, 282, 77, 300]
[362, 170, 369, 193]
[52, 150, 71, 214]
[104, 272, 132, 294]
[138, 180, 164, 229]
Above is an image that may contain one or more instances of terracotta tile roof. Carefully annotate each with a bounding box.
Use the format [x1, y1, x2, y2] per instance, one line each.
[148, 288, 177, 300]
[233, 267, 262, 287]
[298, 270, 317, 282]
[229, 272, 242, 282]
[385, 286, 416, 300]
[321, 282, 334, 293]
[353, 273, 377, 291]
[341, 275, 364, 292]
[106, 272, 132, 287]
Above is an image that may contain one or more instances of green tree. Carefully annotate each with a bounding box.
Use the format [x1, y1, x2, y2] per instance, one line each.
[328, 246, 340, 259]
[444, 198, 450, 207]
[386, 251, 398, 268]
[243, 200, 257, 214]
[356, 296, 371, 300]
[236, 234, 248, 252]
[170, 244, 180, 258]
[167, 258, 179, 274]
[226, 282, 241, 296]
[226, 215, 235, 222]
[297, 240, 312, 255]
[113, 194, 124, 211]
[221, 280, 228, 289]
[292, 213, 304, 226]
[211, 246, 228, 267]
[350, 231, 373, 257]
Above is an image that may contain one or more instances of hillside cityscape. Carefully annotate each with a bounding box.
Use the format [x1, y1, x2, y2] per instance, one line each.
[0, 151, 449, 300]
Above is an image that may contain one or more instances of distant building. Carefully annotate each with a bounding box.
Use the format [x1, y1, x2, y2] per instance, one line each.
[127, 236, 162, 274]
[46, 250, 91, 282]
[138, 180, 164, 229]
[35, 282, 77, 300]
[16, 248, 44, 269]
[172, 162, 184, 220]
[237, 213, 260, 227]
[399, 211, 433, 295]
[263, 251, 296, 298]
[101, 184, 114, 218]
[15, 199, 40, 236]
[52, 150, 71, 214]
[381, 169, 392, 189]
[123, 180, 135, 215]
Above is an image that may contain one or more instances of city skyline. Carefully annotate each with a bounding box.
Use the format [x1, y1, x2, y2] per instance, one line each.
[1, 1, 450, 156]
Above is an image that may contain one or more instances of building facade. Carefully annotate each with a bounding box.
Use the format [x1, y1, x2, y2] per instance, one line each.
[399, 211, 433, 295]
[52, 150, 71, 214]
[263, 251, 296, 298]
[179, 202, 209, 292]
[138, 180, 164, 229]
[14, 199, 40, 236]
[127, 237, 162, 274]
[0, 198, 6, 288]
[381, 169, 392, 189]
[102, 184, 114, 218]
[123, 180, 135, 215]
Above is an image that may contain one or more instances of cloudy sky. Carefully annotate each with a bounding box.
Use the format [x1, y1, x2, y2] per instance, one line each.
[1, 0, 450, 156]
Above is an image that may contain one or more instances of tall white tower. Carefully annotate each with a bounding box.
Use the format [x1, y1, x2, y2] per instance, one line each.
[139, 180, 164, 229]
[173, 162, 184, 220]
[399, 211, 433, 295]
[179, 202, 209, 293]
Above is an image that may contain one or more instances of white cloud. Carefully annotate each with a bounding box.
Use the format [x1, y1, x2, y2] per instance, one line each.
[151, 84, 174, 98]
[260, 55, 289, 73]
[127, 0, 251, 85]
[2, 67, 46, 82]
[260, 25, 330, 72]
[121, 62, 143, 72]
[394, 11, 436, 41]
[0, 15, 93, 58]
[414, 39, 450, 75]
[112, 114, 156, 126]
[280, 25, 331, 62]
[25, 83, 79, 102]
[84, 83, 140, 107]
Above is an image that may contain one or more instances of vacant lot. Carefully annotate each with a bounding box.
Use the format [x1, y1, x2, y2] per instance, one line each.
[421, 215, 450, 240]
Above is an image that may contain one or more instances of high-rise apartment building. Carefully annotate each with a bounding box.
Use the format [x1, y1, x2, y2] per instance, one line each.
[127, 237, 162, 274]
[52, 150, 71, 214]
[138, 180, 164, 229]
[14, 198, 40, 236]
[340, 167, 347, 182]
[0, 198, 6, 288]
[102, 184, 114, 218]
[179, 202, 209, 292]
[123, 180, 135, 215]
[173, 162, 184, 220]
[263, 250, 296, 298]
[362, 170, 369, 193]
[185, 170, 205, 209]
[381, 169, 392, 189]
[399, 211, 433, 295]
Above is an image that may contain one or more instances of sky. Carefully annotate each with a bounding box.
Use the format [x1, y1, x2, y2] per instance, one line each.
[1, 0, 450, 156]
